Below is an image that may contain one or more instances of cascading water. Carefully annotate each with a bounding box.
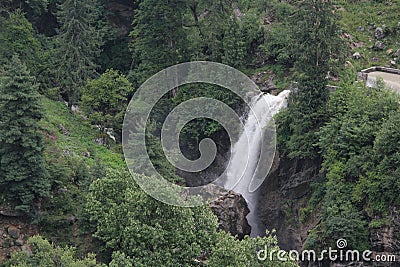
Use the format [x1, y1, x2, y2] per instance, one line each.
[224, 90, 290, 236]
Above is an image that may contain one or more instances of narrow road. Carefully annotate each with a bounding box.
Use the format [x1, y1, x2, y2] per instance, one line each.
[367, 71, 400, 93]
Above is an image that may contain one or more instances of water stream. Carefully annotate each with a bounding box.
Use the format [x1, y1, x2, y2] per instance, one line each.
[224, 90, 290, 236]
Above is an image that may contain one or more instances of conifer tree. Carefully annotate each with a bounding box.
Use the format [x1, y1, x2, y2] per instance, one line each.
[55, 0, 103, 105]
[130, 0, 188, 82]
[277, 0, 343, 159]
[0, 55, 49, 212]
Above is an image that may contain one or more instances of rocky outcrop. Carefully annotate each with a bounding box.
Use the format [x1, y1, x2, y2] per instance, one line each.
[252, 71, 279, 95]
[210, 191, 251, 239]
[0, 216, 37, 264]
[256, 157, 320, 251]
[370, 207, 400, 263]
[105, 0, 135, 36]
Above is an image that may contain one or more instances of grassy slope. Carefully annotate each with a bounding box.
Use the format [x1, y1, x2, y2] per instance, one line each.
[37, 97, 125, 252]
[337, 0, 400, 70]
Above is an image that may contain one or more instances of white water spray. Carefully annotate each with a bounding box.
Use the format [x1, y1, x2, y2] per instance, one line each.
[224, 90, 290, 236]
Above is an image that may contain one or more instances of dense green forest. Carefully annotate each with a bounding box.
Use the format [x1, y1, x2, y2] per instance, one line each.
[1, 0, 400, 266]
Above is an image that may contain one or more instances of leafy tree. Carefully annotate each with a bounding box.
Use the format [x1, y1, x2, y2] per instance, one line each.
[86, 169, 295, 266]
[355, 111, 400, 215]
[81, 69, 132, 142]
[303, 82, 400, 251]
[55, 0, 104, 105]
[209, 231, 297, 267]
[222, 19, 247, 68]
[289, 0, 342, 84]
[5, 235, 101, 267]
[85, 169, 217, 266]
[0, 55, 49, 212]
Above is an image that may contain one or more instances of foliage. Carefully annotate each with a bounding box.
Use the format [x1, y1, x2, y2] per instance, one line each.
[4, 235, 101, 267]
[130, 0, 188, 83]
[354, 111, 400, 215]
[0, 11, 43, 76]
[85, 169, 218, 266]
[0, 55, 49, 212]
[303, 82, 400, 251]
[55, 0, 104, 105]
[209, 231, 297, 267]
[277, 0, 344, 159]
[81, 69, 133, 141]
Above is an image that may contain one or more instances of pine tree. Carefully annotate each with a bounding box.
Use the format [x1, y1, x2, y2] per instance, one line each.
[0, 55, 49, 212]
[277, 0, 344, 159]
[289, 0, 343, 93]
[55, 0, 103, 105]
[130, 0, 188, 82]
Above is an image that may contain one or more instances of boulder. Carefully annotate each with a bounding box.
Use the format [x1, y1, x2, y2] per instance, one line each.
[352, 52, 361, 59]
[15, 239, 24, 246]
[375, 27, 385, 39]
[374, 41, 386, 50]
[210, 191, 251, 239]
[7, 226, 20, 239]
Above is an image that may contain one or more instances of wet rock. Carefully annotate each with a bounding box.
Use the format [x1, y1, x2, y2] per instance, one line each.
[252, 71, 278, 93]
[94, 138, 105, 145]
[210, 191, 251, 239]
[375, 27, 385, 39]
[7, 226, 20, 239]
[71, 105, 79, 114]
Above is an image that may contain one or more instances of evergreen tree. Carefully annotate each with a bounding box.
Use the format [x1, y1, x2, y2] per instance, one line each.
[0, 55, 49, 212]
[130, 0, 188, 83]
[277, 0, 343, 159]
[55, 0, 103, 105]
[0, 10, 42, 76]
[289, 0, 342, 87]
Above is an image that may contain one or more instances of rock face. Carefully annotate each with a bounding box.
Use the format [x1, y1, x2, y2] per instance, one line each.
[256, 155, 400, 267]
[252, 71, 279, 95]
[105, 0, 135, 36]
[210, 191, 251, 239]
[256, 157, 320, 251]
[370, 207, 400, 259]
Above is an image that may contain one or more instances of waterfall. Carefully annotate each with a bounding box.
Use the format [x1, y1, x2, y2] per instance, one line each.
[224, 90, 290, 236]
